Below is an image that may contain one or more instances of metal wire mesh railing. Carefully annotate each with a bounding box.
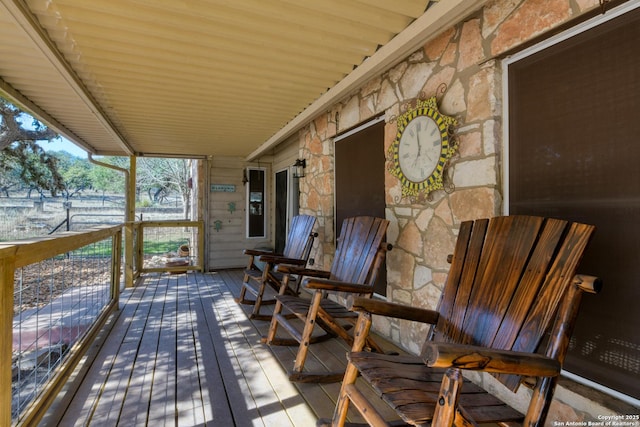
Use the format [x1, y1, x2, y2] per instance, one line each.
[2, 220, 202, 422]
[1, 226, 122, 426]
[133, 220, 204, 276]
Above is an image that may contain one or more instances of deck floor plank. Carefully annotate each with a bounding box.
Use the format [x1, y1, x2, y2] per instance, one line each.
[175, 273, 206, 426]
[47, 269, 404, 426]
[189, 273, 237, 426]
[200, 271, 262, 425]
[204, 271, 302, 427]
[58, 280, 156, 425]
[148, 274, 178, 426]
[120, 274, 169, 426]
[94, 275, 161, 426]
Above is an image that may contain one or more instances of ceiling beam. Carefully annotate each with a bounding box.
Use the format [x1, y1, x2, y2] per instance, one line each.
[247, 0, 488, 161]
[0, 0, 135, 155]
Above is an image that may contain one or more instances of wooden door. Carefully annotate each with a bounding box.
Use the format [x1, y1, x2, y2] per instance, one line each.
[274, 169, 288, 254]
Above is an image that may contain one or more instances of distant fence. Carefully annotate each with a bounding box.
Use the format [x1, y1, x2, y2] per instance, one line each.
[0, 197, 185, 242]
[0, 201, 126, 241]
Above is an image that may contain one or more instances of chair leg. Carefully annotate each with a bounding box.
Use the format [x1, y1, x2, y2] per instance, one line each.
[236, 255, 255, 304]
[250, 280, 267, 318]
[330, 311, 373, 426]
[291, 290, 324, 375]
[330, 361, 358, 426]
[264, 273, 291, 344]
[525, 376, 557, 427]
[264, 297, 282, 344]
[251, 262, 273, 317]
[236, 284, 248, 304]
[433, 368, 464, 427]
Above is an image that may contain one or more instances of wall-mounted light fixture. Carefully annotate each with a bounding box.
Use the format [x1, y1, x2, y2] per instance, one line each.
[242, 168, 249, 185]
[293, 158, 306, 178]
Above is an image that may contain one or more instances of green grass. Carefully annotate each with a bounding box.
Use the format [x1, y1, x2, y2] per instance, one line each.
[142, 239, 188, 255]
[52, 239, 187, 259]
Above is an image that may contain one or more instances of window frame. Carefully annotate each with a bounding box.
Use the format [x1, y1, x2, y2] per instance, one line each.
[501, 1, 640, 407]
[333, 115, 387, 297]
[246, 166, 267, 239]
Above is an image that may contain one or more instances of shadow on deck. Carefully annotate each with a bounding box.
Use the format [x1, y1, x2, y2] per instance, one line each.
[41, 269, 401, 426]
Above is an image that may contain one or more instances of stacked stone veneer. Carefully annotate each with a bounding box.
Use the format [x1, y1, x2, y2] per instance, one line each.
[293, 0, 628, 421]
[299, 0, 599, 347]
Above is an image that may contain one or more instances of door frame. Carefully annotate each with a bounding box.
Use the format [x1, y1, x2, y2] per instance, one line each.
[274, 167, 296, 253]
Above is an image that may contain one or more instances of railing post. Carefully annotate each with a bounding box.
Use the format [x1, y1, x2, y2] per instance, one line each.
[124, 155, 137, 288]
[0, 248, 17, 427]
[135, 222, 143, 277]
[112, 229, 123, 303]
[198, 220, 205, 272]
[125, 222, 134, 288]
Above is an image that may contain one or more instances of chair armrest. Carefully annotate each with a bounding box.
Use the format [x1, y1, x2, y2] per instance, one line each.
[258, 254, 307, 265]
[303, 278, 374, 294]
[422, 342, 561, 377]
[348, 297, 440, 325]
[573, 274, 602, 294]
[243, 248, 277, 257]
[274, 264, 331, 278]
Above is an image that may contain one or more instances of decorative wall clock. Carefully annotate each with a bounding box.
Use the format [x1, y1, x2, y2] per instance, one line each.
[388, 95, 458, 201]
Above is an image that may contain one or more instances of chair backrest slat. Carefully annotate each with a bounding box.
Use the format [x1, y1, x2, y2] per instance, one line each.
[432, 219, 487, 344]
[330, 216, 389, 286]
[460, 216, 546, 346]
[429, 215, 595, 391]
[282, 215, 316, 260]
[490, 218, 568, 350]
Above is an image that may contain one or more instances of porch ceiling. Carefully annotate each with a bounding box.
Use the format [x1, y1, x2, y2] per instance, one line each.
[0, 0, 485, 158]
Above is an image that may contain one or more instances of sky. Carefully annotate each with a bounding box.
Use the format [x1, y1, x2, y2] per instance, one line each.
[9, 108, 89, 157]
[38, 136, 88, 157]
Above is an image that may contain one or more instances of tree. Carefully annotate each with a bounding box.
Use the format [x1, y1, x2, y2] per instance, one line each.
[89, 157, 126, 195]
[88, 156, 128, 210]
[56, 152, 93, 198]
[0, 155, 24, 196]
[0, 97, 64, 195]
[137, 158, 191, 219]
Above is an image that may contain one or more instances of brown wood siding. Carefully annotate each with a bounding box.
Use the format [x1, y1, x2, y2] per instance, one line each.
[208, 157, 270, 269]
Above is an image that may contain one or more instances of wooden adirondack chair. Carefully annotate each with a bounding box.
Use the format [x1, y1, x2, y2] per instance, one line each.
[322, 215, 600, 427]
[264, 216, 391, 383]
[236, 214, 317, 319]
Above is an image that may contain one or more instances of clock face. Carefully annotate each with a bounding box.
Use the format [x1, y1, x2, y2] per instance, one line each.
[388, 96, 458, 200]
[398, 115, 442, 183]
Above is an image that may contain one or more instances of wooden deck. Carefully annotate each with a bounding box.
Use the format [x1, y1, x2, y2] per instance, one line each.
[41, 269, 402, 426]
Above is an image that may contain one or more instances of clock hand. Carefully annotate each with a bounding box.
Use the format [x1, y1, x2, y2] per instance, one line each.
[413, 128, 422, 167]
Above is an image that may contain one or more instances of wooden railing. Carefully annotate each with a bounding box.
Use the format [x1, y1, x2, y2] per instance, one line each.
[127, 220, 204, 286]
[1, 219, 204, 424]
[0, 225, 122, 426]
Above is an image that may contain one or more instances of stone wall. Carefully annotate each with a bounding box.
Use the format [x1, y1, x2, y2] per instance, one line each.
[298, 0, 600, 346]
[292, 0, 636, 421]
